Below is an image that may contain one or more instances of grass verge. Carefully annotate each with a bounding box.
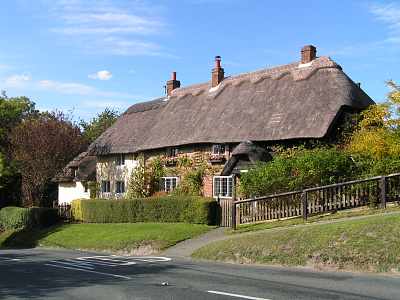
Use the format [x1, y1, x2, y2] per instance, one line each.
[192, 213, 400, 273]
[231, 204, 400, 234]
[0, 223, 213, 254]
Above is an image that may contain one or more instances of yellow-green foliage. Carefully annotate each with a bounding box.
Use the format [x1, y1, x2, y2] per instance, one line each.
[71, 199, 84, 221]
[348, 128, 400, 160]
[345, 80, 400, 176]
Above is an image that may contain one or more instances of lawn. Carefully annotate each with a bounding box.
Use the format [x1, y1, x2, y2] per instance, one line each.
[231, 204, 400, 234]
[192, 213, 400, 273]
[0, 223, 213, 254]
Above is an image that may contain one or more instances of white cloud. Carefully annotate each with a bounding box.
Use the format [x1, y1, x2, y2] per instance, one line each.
[46, 0, 171, 57]
[370, 3, 400, 44]
[88, 70, 113, 80]
[4, 74, 31, 87]
[37, 79, 133, 98]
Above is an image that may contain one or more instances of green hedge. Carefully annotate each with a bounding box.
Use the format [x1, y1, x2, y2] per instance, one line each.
[0, 206, 59, 230]
[71, 196, 217, 225]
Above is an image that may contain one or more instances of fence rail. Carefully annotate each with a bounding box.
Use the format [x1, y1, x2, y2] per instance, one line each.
[232, 173, 400, 229]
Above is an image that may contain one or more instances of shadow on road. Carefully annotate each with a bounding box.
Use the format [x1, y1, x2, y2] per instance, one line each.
[0, 258, 177, 299]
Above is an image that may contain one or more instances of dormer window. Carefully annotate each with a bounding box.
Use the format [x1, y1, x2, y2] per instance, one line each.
[116, 154, 125, 166]
[166, 147, 179, 157]
[212, 144, 225, 155]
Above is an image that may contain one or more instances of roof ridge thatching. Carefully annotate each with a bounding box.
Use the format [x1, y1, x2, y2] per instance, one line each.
[89, 56, 374, 155]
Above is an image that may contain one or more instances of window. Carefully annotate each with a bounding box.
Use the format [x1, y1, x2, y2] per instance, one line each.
[116, 181, 125, 194]
[160, 177, 179, 192]
[116, 154, 125, 166]
[101, 180, 111, 193]
[213, 176, 233, 198]
[212, 144, 225, 155]
[166, 147, 179, 157]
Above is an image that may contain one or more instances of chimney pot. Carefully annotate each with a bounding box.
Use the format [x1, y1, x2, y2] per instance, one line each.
[166, 71, 180, 96]
[211, 55, 224, 87]
[301, 45, 317, 64]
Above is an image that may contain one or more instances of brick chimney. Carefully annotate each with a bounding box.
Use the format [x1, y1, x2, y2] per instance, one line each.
[301, 45, 317, 64]
[166, 71, 180, 96]
[211, 56, 224, 87]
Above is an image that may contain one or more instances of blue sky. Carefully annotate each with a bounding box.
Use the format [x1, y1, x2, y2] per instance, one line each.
[0, 0, 399, 120]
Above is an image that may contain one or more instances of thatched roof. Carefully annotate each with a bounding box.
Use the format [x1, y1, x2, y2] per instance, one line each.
[54, 152, 96, 183]
[89, 56, 374, 155]
[221, 141, 272, 175]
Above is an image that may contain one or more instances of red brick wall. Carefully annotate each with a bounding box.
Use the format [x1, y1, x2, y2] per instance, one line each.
[202, 175, 213, 198]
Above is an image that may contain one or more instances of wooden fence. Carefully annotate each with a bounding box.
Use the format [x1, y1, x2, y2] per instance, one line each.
[232, 173, 400, 229]
[53, 201, 71, 220]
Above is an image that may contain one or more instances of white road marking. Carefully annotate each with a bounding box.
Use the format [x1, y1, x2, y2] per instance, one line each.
[45, 264, 131, 280]
[0, 257, 21, 262]
[49, 260, 94, 270]
[207, 290, 271, 300]
[44, 255, 171, 280]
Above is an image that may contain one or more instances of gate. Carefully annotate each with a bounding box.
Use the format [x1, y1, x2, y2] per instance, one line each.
[218, 198, 233, 227]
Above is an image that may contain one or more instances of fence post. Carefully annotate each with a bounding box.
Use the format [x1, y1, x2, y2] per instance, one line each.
[231, 201, 237, 230]
[380, 176, 387, 208]
[302, 191, 308, 220]
[231, 175, 237, 230]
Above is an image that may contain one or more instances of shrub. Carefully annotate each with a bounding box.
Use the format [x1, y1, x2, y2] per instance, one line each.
[0, 206, 59, 230]
[71, 196, 217, 225]
[240, 147, 356, 197]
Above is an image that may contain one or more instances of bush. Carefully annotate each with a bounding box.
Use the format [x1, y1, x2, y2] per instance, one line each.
[0, 206, 59, 230]
[240, 147, 356, 197]
[71, 196, 217, 225]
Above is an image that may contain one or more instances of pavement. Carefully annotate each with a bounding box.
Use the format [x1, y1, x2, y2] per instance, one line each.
[162, 227, 227, 258]
[1, 248, 400, 299]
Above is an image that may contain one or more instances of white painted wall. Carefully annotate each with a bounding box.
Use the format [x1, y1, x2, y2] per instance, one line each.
[96, 153, 139, 199]
[58, 181, 90, 204]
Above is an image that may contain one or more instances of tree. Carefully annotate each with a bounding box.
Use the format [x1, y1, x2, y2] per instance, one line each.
[11, 111, 87, 207]
[0, 92, 37, 207]
[79, 108, 119, 143]
[347, 80, 400, 176]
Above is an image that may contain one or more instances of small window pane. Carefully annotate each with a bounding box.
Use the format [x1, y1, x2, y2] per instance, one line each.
[161, 177, 179, 192]
[213, 176, 233, 198]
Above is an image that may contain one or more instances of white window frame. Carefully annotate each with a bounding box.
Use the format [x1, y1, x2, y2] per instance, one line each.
[212, 144, 225, 155]
[166, 147, 179, 157]
[116, 154, 125, 166]
[160, 176, 179, 193]
[213, 175, 234, 199]
[115, 181, 125, 194]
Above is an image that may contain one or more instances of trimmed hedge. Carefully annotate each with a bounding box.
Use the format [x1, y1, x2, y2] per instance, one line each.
[71, 196, 217, 225]
[0, 206, 59, 230]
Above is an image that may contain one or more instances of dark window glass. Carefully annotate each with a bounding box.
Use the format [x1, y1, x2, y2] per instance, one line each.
[116, 154, 125, 166]
[212, 144, 225, 155]
[167, 148, 179, 157]
[101, 180, 111, 193]
[116, 181, 125, 193]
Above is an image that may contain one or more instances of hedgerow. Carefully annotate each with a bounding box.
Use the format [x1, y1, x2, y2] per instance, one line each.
[71, 196, 217, 225]
[0, 206, 59, 230]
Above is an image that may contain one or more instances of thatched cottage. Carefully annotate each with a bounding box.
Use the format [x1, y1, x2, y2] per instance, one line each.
[57, 45, 374, 203]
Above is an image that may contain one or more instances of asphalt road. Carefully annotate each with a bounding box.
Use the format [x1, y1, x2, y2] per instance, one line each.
[1, 248, 400, 300]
